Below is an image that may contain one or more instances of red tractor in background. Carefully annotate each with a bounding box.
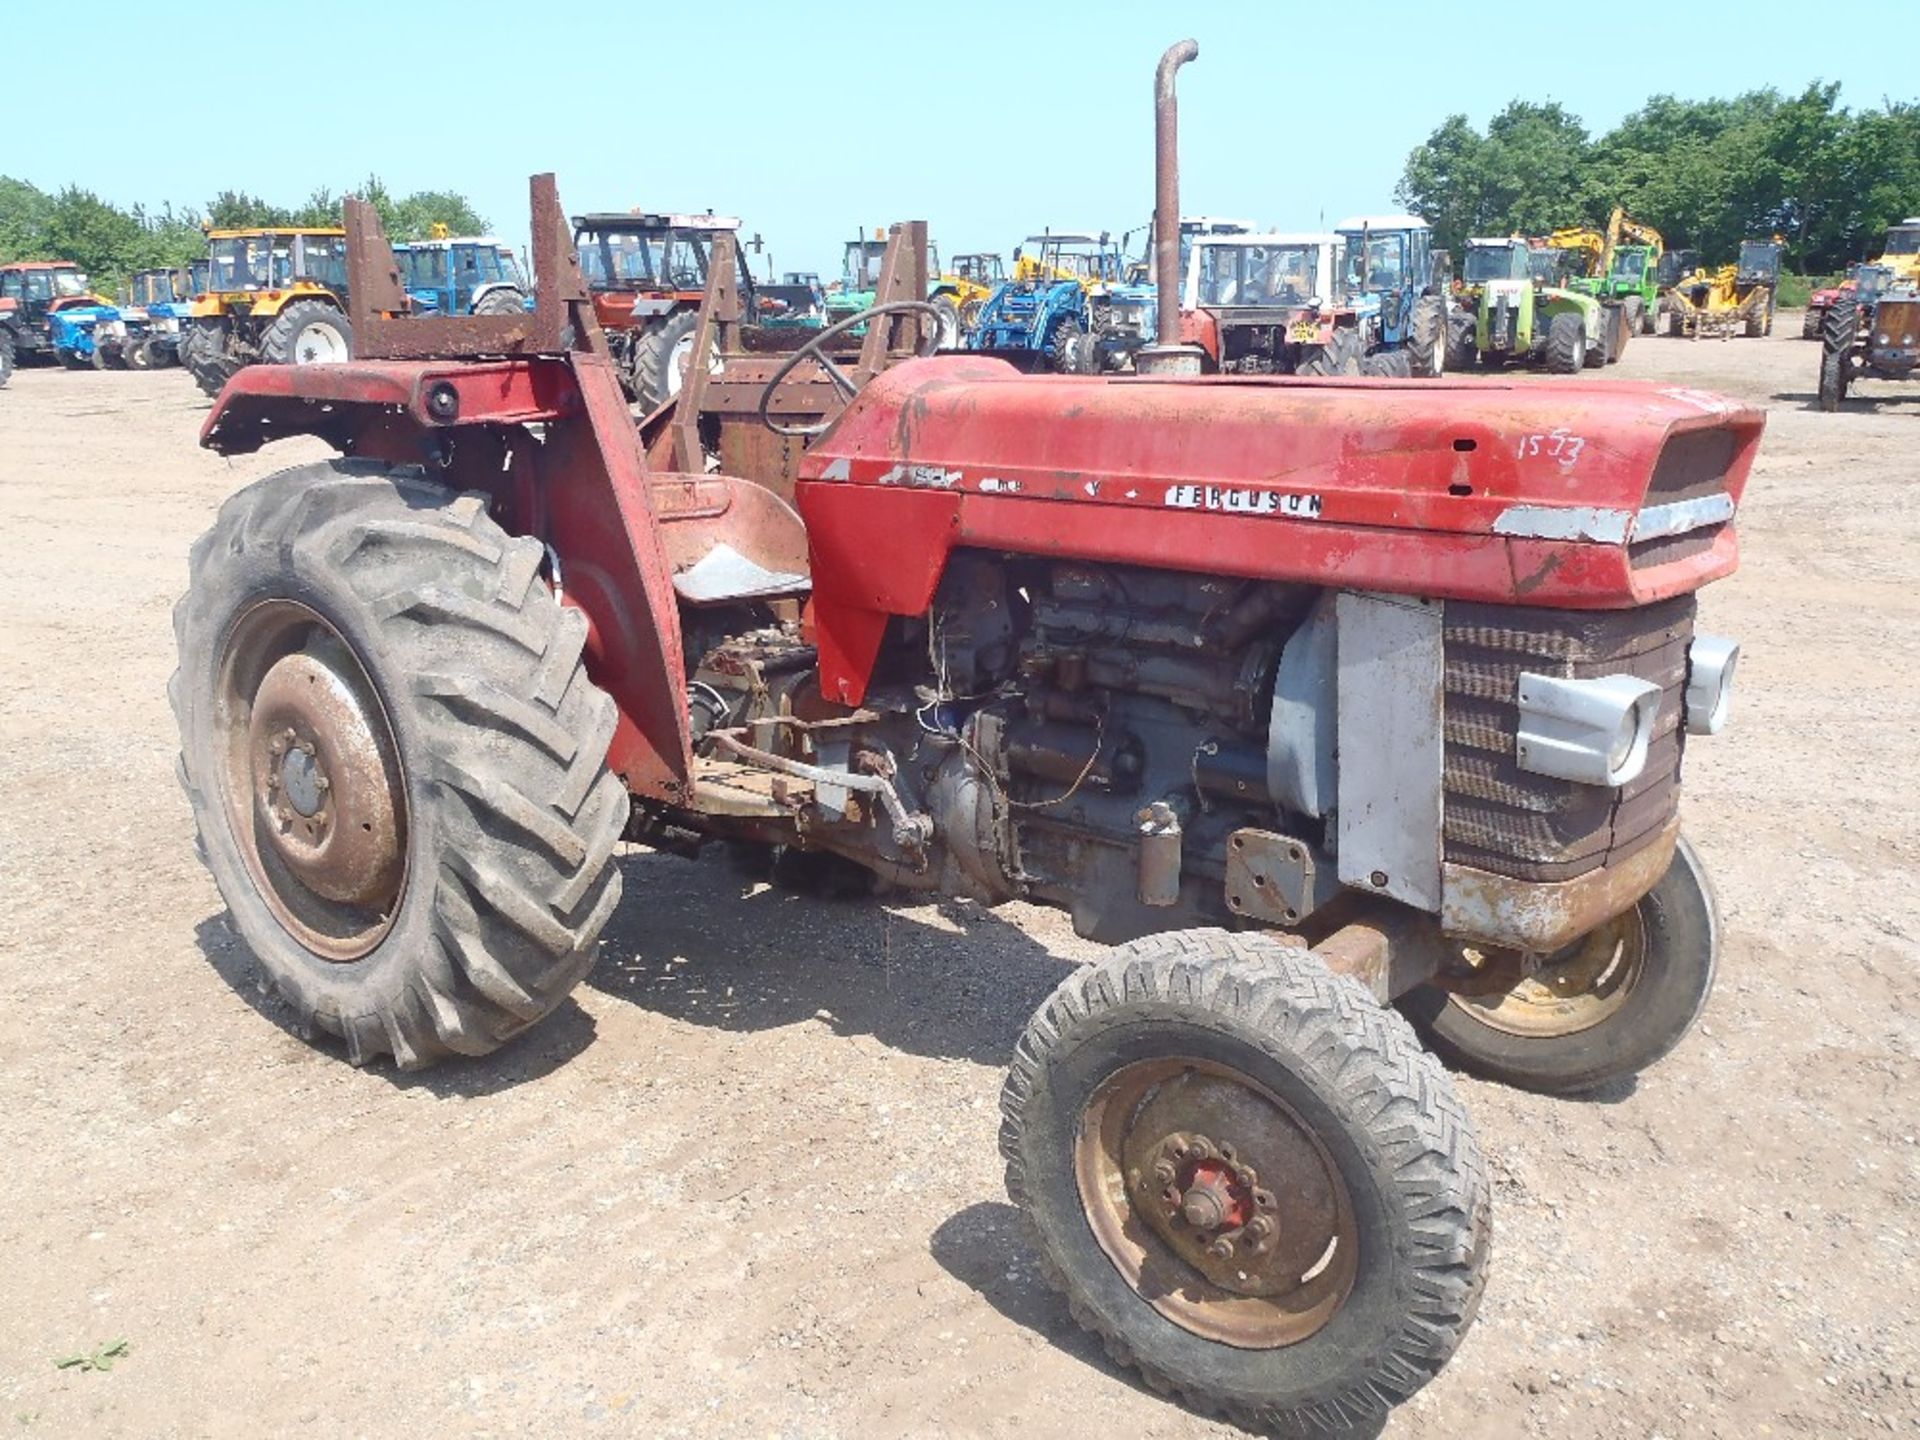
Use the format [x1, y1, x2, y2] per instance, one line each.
[169, 47, 1757, 1438]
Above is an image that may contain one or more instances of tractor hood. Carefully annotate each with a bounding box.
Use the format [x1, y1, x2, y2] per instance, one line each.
[796, 356, 1763, 619]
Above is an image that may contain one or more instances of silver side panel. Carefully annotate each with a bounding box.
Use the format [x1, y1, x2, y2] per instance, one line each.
[1335, 591, 1445, 912]
[1267, 593, 1337, 818]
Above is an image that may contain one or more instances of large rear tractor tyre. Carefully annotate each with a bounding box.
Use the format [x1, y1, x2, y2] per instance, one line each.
[261, 300, 353, 367]
[631, 308, 701, 413]
[1818, 296, 1858, 412]
[1621, 295, 1645, 338]
[1361, 347, 1413, 378]
[1049, 319, 1094, 375]
[1800, 305, 1824, 340]
[1405, 293, 1445, 377]
[1444, 311, 1476, 372]
[473, 287, 528, 317]
[1542, 312, 1585, 374]
[171, 461, 628, 1069]
[1002, 930, 1489, 1436]
[1400, 838, 1718, 1096]
[1295, 326, 1364, 377]
[0, 329, 13, 388]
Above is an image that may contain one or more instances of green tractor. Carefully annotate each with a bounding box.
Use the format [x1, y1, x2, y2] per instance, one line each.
[1455, 239, 1614, 373]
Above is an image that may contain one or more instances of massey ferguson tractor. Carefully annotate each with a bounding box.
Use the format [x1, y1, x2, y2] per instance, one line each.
[169, 45, 1757, 1438]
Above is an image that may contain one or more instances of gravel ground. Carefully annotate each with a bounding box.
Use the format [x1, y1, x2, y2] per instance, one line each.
[0, 326, 1915, 1439]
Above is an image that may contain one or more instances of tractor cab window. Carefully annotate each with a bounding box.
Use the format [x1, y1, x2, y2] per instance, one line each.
[1463, 247, 1524, 284]
[211, 237, 271, 290]
[406, 248, 450, 289]
[1882, 228, 1920, 256]
[51, 269, 92, 298]
[0, 272, 20, 300]
[1611, 250, 1647, 281]
[843, 242, 887, 289]
[1044, 244, 1120, 284]
[660, 234, 712, 290]
[1197, 245, 1320, 306]
[575, 229, 666, 288]
[1737, 241, 1781, 277]
[1343, 235, 1405, 291]
[297, 237, 348, 290]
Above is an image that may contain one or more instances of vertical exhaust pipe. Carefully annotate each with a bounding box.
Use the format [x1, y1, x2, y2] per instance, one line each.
[1136, 40, 1205, 376]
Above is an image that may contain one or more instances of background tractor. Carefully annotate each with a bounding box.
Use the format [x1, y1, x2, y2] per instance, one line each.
[1804, 219, 1920, 337]
[1331, 215, 1448, 376]
[967, 231, 1127, 372]
[1456, 239, 1614, 372]
[826, 232, 891, 329]
[0, 261, 112, 371]
[123, 268, 198, 367]
[1666, 239, 1781, 339]
[1543, 225, 1636, 359]
[572, 210, 753, 411]
[926, 251, 1005, 346]
[1818, 263, 1920, 409]
[393, 235, 530, 317]
[1177, 231, 1343, 374]
[1548, 209, 1663, 335]
[171, 141, 1756, 1434]
[179, 227, 354, 398]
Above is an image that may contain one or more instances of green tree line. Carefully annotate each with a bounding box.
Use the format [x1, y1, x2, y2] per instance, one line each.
[0, 176, 487, 297]
[1397, 84, 1920, 271]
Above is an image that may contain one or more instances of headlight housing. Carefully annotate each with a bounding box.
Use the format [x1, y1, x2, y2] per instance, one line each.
[1685, 632, 1739, 735]
[1515, 672, 1662, 787]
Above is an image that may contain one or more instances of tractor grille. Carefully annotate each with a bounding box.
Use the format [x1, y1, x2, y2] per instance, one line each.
[1441, 597, 1694, 883]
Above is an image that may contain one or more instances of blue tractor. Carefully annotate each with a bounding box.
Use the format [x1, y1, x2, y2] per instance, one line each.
[967, 231, 1126, 373]
[119, 267, 200, 368]
[393, 236, 530, 316]
[1328, 215, 1449, 377]
[47, 296, 129, 370]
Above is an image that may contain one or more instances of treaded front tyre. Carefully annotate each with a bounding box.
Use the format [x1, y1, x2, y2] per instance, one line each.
[631, 309, 700, 412]
[0, 328, 15, 388]
[1001, 930, 1489, 1436]
[1406, 293, 1445, 377]
[171, 461, 628, 1068]
[182, 320, 243, 399]
[260, 299, 353, 366]
[1543, 312, 1585, 373]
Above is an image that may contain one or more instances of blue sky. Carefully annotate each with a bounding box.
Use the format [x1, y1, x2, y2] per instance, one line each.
[8, 0, 1913, 274]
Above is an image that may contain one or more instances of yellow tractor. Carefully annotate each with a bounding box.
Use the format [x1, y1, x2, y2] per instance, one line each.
[179, 226, 354, 398]
[1665, 238, 1782, 340]
[926, 250, 1006, 346]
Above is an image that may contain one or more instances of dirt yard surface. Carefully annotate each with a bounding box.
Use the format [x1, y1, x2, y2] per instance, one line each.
[1, 330, 1915, 1440]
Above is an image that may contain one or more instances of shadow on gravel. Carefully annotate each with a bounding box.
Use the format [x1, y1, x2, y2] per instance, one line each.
[586, 848, 1077, 1067]
[193, 911, 599, 1096]
[928, 1201, 1133, 1378]
[1772, 388, 1920, 411]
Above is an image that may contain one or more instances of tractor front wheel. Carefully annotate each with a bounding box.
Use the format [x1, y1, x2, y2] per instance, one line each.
[1295, 326, 1363, 377]
[1401, 837, 1719, 1095]
[261, 300, 353, 367]
[58, 346, 90, 371]
[171, 462, 628, 1068]
[1002, 931, 1489, 1436]
[181, 321, 242, 399]
[123, 337, 154, 371]
[1050, 321, 1093, 375]
[929, 293, 964, 349]
[0, 328, 13, 388]
[1406, 293, 1445, 377]
[474, 287, 528, 317]
[1543, 312, 1585, 373]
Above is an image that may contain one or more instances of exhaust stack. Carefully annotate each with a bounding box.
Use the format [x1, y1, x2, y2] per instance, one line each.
[1135, 40, 1205, 376]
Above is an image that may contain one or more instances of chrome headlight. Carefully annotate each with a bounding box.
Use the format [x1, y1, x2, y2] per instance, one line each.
[1515, 672, 1662, 787]
[1685, 633, 1739, 735]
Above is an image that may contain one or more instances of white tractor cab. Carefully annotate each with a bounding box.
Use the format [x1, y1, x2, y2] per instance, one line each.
[1183, 232, 1391, 376]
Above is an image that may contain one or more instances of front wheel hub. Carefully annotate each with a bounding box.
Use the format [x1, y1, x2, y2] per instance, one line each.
[1076, 1059, 1358, 1348]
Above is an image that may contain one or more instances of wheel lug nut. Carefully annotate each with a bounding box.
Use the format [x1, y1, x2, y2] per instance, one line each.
[1206, 1238, 1234, 1260]
[1153, 1160, 1176, 1186]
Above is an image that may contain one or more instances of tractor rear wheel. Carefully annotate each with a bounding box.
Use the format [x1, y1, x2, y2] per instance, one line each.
[1002, 930, 1489, 1436]
[1362, 347, 1412, 377]
[58, 346, 90, 370]
[1400, 838, 1718, 1096]
[1295, 326, 1363, 377]
[1800, 304, 1824, 339]
[1050, 321, 1093, 375]
[261, 301, 353, 367]
[1818, 296, 1858, 412]
[1406, 293, 1445, 377]
[474, 287, 527, 317]
[1444, 311, 1476, 371]
[123, 336, 155, 371]
[631, 309, 700, 412]
[1543, 312, 1585, 373]
[171, 461, 627, 1069]
[0, 328, 13, 388]
[1621, 295, 1645, 338]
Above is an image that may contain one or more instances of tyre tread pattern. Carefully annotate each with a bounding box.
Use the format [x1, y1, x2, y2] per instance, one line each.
[1000, 929, 1489, 1437]
[170, 461, 627, 1068]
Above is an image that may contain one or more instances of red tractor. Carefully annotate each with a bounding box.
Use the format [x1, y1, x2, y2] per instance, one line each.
[170, 63, 1757, 1437]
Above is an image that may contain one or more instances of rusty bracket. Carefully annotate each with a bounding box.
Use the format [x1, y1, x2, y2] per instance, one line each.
[1223, 828, 1334, 926]
[853, 221, 930, 386]
[346, 174, 607, 363]
[672, 229, 745, 472]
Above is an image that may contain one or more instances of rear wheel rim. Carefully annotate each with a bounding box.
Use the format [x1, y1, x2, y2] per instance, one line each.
[1447, 908, 1647, 1038]
[216, 600, 409, 961]
[293, 319, 349, 364]
[1074, 1057, 1359, 1349]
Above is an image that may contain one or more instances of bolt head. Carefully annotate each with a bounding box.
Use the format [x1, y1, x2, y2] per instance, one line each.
[1206, 1238, 1234, 1260]
[1152, 1159, 1176, 1186]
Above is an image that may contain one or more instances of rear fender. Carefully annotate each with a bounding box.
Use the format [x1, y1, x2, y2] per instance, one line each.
[201, 354, 694, 800]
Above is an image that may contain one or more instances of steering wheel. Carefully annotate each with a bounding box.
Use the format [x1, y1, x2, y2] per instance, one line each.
[757, 300, 942, 437]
